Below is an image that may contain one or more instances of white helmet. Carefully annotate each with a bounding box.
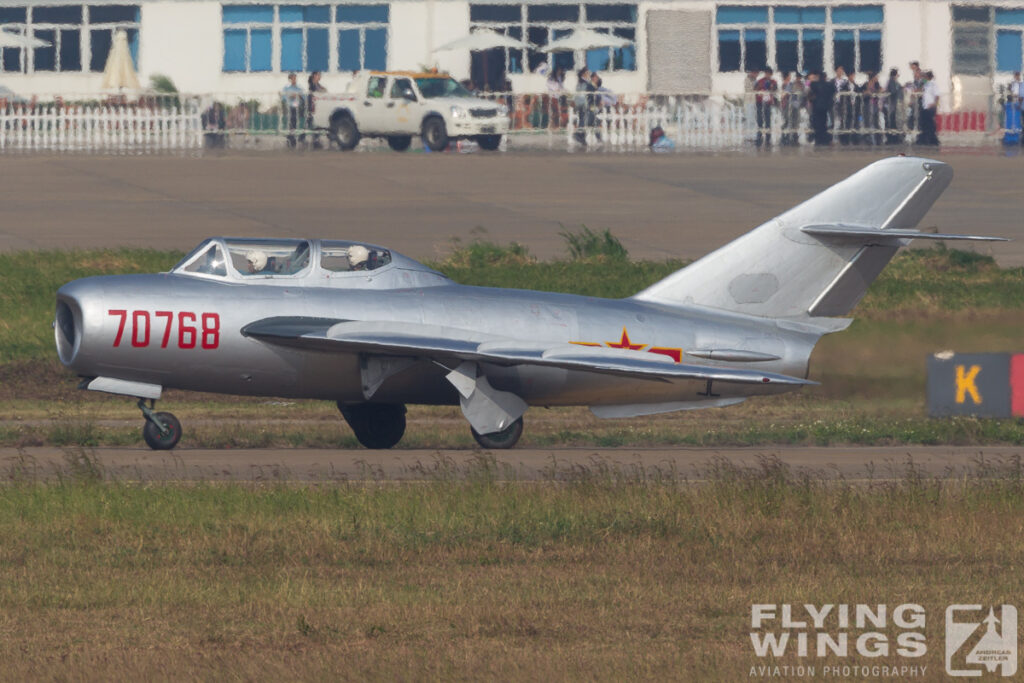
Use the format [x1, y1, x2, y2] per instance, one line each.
[245, 249, 267, 272]
[348, 245, 369, 268]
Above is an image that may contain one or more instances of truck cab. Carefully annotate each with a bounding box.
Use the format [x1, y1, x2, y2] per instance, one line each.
[312, 71, 510, 152]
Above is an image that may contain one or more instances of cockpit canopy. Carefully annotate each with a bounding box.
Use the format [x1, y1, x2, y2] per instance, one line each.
[172, 237, 447, 289]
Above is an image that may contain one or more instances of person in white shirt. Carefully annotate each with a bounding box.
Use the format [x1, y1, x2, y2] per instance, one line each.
[916, 70, 939, 146]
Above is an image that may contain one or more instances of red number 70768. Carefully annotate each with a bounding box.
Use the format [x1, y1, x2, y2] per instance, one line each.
[108, 310, 220, 349]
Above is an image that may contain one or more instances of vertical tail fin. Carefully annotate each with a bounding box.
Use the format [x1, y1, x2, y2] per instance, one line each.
[632, 157, 954, 318]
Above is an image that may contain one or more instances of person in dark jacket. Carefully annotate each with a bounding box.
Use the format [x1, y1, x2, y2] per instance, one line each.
[807, 71, 836, 146]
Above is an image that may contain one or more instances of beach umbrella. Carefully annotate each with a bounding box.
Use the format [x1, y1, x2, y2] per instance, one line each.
[433, 29, 528, 53]
[101, 29, 140, 91]
[0, 29, 50, 49]
[541, 28, 631, 52]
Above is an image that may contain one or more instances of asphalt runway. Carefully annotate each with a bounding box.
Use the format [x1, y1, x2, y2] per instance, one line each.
[1, 149, 1021, 264]
[5, 446, 1022, 482]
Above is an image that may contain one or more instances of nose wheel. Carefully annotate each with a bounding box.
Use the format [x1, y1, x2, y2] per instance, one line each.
[138, 399, 182, 450]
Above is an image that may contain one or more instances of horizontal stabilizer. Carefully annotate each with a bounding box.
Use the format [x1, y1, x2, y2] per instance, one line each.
[243, 318, 816, 387]
[801, 224, 1007, 243]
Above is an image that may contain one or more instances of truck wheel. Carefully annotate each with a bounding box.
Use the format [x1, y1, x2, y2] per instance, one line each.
[331, 114, 360, 151]
[387, 135, 412, 152]
[421, 117, 449, 152]
[477, 134, 502, 151]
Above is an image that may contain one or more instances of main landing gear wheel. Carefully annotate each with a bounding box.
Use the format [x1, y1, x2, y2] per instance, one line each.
[137, 399, 182, 450]
[338, 402, 406, 449]
[471, 417, 523, 450]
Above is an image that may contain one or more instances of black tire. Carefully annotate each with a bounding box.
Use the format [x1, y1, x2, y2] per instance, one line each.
[338, 402, 406, 449]
[387, 135, 412, 152]
[330, 113, 360, 151]
[421, 117, 448, 152]
[471, 417, 523, 450]
[142, 412, 182, 451]
[477, 134, 502, 151]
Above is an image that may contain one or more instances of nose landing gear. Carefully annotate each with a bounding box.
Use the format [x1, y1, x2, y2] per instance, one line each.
[138, 398, 182, 450]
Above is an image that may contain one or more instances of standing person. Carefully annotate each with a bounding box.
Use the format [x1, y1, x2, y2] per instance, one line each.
[591, 72, 617, 108]
[833, 66, 853, 145]
[884, 68, 904, 144]
[281, 73, 304, 149]
[754, 68, 778, 147]
[916, 70, 940, 146]
[807, 70, 836, 146]
[859, 71, 882, 145]
[1007, 72, 1024, 144]
[780, 72, 797, 145]
[907, 61, 923, 134]
[573, 68, 593, 145]
[307, 71, 326, 149]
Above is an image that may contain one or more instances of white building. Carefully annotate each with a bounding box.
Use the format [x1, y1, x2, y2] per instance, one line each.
[0, 0, 1019, 111]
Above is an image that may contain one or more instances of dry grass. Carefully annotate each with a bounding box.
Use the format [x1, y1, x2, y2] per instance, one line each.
[0, 460, 1022, 680]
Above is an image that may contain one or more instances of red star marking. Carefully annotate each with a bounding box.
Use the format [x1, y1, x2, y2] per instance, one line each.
[605, 327, 646, 351]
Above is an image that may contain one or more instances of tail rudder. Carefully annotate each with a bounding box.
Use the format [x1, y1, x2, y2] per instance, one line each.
[632, 157, 956, 318]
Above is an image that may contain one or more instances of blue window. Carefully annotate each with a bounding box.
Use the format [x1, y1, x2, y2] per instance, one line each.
[337, 5, 389, 24]
[583, 9, 636, 73]
[364, 27, 386, 70]
[774, 6, 825, 24]
[337, 6, 389, 71]
[716, 6, 769, 72]
[832, 5, 883, 25]
[996, 9, 1024, 26]
[716, 6, 769, 24]
[998, 30, 1023, 72]
[279, 5, 329, 72]
[718, 29, 741, 72]
[222, 5, 273, 72]
[223, 5, 273, 24]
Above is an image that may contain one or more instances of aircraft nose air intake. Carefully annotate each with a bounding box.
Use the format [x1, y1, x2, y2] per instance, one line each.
[54, 296, 82, 366]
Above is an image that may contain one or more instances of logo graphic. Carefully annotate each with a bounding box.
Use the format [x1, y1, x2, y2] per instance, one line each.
[946, 605, 1017, 677]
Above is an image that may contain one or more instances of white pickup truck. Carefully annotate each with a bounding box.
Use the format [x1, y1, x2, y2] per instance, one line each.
[312, 71, 510, 152]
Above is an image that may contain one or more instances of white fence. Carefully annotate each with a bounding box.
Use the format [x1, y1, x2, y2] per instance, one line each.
[0, 90, 1003, 153]
[569, 100, 748, 149]
[0, 101, 202, 152]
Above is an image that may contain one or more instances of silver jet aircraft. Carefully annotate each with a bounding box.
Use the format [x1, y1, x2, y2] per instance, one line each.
[54, 157, 1001, 450]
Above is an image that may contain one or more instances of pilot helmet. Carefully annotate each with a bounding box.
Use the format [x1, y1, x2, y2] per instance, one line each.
[348, 245, 370, 268]
[245, 249, 268, 272]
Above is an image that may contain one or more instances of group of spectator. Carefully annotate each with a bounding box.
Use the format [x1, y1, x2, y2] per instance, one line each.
[747, 60, 940, 148]
[543, 67, 618, 146]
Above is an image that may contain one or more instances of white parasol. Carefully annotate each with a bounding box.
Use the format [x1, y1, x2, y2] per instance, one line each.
[541, 28, 632, 53]
[101, 29, 140, 91]
[0, 29, 51, 49]
[433, 29, 528, 53]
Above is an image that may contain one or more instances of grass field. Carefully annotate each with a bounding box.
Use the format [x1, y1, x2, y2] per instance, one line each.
[1, 460, 1021, 680]
[2, 241, 1023, 680]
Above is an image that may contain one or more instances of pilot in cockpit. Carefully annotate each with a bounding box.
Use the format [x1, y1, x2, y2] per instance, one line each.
[245, 249, 269, 274]
[348, 245, 370, 271]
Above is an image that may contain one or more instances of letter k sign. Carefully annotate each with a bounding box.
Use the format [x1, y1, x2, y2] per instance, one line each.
[955, 365, 982, 404]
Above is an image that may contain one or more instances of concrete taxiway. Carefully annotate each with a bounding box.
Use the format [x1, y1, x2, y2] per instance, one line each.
[0, 151, 1020, 264]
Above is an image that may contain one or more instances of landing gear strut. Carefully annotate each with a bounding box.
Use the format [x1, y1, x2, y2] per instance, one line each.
[471, 417, 523, 450]
[338, 402, 406, 449]
[138, 398, 182, 450]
